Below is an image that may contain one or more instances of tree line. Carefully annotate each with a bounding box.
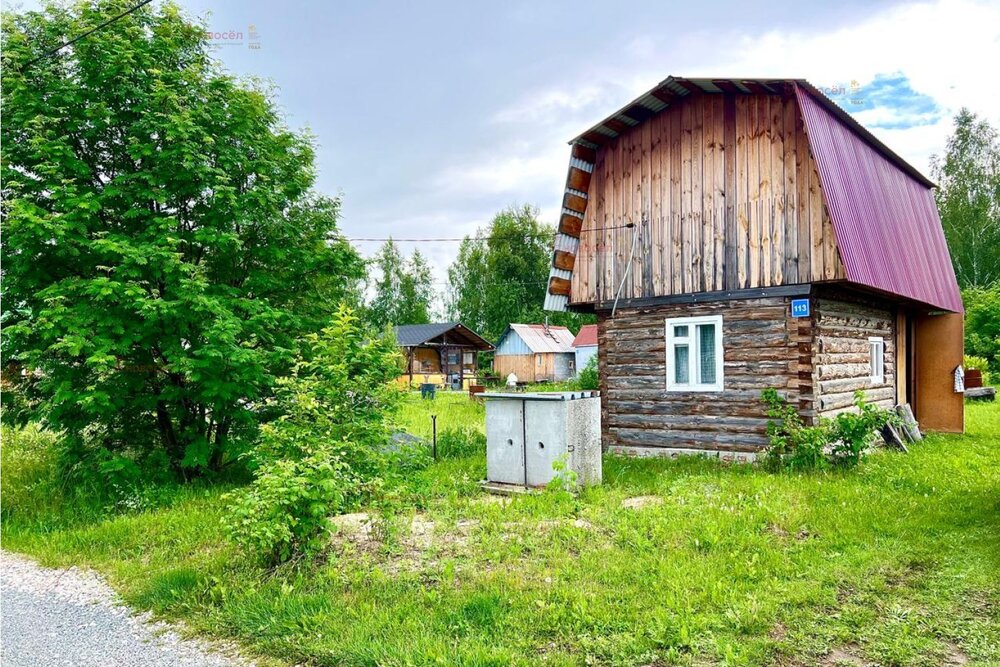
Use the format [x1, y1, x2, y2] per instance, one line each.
[932, 109, 1000, 371]
[362, 203, 592, 342]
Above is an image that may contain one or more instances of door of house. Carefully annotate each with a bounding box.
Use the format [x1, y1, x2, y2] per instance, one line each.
[911, 311, 964, 433]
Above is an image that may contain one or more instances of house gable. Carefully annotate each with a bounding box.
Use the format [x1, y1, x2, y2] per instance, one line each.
[544, 76, 961, 315]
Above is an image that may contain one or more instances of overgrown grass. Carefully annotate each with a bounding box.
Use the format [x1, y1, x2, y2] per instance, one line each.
[396, 391, 486, 439]
[2, 403, 998, 666]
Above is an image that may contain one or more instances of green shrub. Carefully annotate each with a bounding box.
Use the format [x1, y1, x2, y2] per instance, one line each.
[223, 443, 351, 563]
[577, 356, 599, 391]
[224, 305, 404, 565]
[761, 389, 899, 471]
[761, 389, 830, 471]
[827, 393, 899, 467]
[963, 287, 1000, 370]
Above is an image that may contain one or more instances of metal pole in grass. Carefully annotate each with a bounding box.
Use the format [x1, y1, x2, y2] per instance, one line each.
[432, 414, 437, 460]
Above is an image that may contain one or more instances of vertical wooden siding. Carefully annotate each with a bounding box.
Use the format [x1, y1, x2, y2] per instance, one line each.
[571, 93, 844, 305]
[493, 353, 571, 383]
[493, 354, 542, 383]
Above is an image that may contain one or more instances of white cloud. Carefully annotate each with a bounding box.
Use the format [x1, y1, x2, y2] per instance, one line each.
[389, 0, 1000, 291]
[429, 147, 568, 198]
[698, 0, 1000, 173]
[491, 85, 614, 125]
[488, 0, 1000, 178]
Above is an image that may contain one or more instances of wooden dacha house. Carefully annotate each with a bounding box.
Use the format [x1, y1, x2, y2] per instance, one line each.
[543, 76, 964, 459]
[395, 322, 494, 389]
[493, 323, 577, 383]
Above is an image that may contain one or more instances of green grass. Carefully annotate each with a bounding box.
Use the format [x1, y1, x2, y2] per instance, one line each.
[3, 403, 999, 666]
[396, 390, 486, 439]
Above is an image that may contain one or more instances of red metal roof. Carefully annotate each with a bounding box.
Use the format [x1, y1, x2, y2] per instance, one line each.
[795, 85, 963, 313]
[572, 324, 598, 348]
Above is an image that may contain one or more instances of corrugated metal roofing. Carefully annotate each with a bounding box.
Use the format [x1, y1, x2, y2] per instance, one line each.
[795, 85, 963, 313]
[572, 324, 598, 348]
[498, 324, 576, 354]
[394, 322, 495, 350]
[544, 75, 961, 313]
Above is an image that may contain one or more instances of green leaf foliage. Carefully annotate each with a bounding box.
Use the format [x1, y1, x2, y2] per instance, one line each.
[577, 355, 599, 391]
[366, 240, 436, 328]
[1, 1, 364, 473]
[446, 204, 594, 343]
[224, 306, 416, 565]
[931, 109, 1000, 288]
[761, 389, 899, 471]
[962, 286, 1000, 371]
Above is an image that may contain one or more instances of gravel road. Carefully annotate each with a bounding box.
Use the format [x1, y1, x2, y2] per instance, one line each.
[0, 550, 254, 667]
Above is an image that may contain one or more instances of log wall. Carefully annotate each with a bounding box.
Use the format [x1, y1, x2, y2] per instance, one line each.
[598, 296, 812, 457]
[812, 296, 896, 418]
[599, 290, 900, 457]
[572, 92, 845, 306]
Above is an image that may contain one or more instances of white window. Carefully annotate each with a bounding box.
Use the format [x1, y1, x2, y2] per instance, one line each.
[869, 337, 885, 384]
[665, 315, 724, 392]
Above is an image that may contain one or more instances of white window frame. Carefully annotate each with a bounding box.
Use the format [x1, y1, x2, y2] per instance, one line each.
[665, 315, 724, 392]
[869, 336, 885, 384]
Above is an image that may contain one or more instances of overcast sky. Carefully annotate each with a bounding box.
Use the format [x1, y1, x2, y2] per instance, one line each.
[16, 0, 1000, 287]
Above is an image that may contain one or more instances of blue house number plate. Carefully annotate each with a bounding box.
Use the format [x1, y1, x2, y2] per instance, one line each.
[791, 298, 810, 318]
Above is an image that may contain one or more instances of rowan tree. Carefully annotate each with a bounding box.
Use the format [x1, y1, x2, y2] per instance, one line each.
[1, 1, 364, 472]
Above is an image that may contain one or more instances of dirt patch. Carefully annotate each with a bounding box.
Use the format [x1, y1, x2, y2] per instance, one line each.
[535, 518, 595, 531]
[330, 512, 373, 540]
[471, 494, 512, 507]
[819, 645, 869, 666]
[329, 512, 482, 572]
[767, 524, 790, 539]
[942, 642, 970, 666]
[767, 524, 816, 541]
[621, 495, 663, 510]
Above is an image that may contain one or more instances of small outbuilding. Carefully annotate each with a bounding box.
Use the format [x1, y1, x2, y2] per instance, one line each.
[493, 324, 576, 383]
[543, 76, 964, 459]
[572, 324, 599, 373]
[395, 322, 494, 388]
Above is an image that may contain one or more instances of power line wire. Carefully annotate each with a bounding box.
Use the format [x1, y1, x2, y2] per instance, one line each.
[341, 223, 635, 244]
[20, 0, 155, 69]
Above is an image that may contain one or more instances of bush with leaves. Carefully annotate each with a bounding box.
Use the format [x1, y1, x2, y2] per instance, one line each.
[224, 443, 351, 564]
[577, 356, 599, 391]
[760, 389, 830, 471]
[827, 392, 900, 467]
[1, 2, 365, 474]
[761, 389, 900, 471]
[224, 306, 404, 564]
[963, 287, 1000, 372]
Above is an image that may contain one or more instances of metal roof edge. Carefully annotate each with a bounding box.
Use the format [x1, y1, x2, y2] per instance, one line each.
[794, 82, 936, 189]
